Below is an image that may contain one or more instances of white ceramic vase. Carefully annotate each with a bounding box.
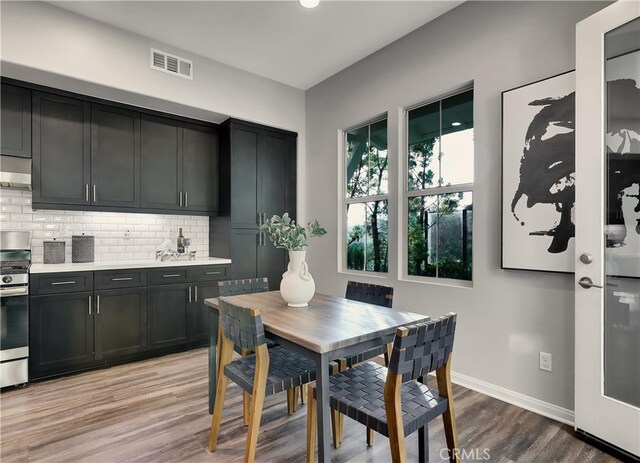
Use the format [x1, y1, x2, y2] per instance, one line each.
[280, 250, 315, 307]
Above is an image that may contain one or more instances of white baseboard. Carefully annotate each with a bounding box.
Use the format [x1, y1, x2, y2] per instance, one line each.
[444, 370, 575, 426]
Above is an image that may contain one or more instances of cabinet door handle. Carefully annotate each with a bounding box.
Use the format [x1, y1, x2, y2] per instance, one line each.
[111, 277, 133, 281]
[257, 212, 262, 226]
[51, 280, 76, 286]
[179, 192, 183, 207]
[188, 286, 192, 303]
[85, 184, 89, 202]
[96, 295, 100, 314]
[205, 271, 221, 275]
[162, 274, 181, 278]
[185, 192, 188, 208]
[93, 184, 96, 202]
[195, 285, 198, 302]
[88, 296, 92, 315]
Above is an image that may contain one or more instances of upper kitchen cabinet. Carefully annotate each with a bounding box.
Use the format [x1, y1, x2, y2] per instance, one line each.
[225, 120, 297, 229]
[24, 79, 219, 215]
[182, 123, 219, 213]
[1, 83, 31, 158]
[32, 91, 91, 206]
[91, 104, 141, 208]
[140, 114, 182, 210]
[140, 116, 219, 214]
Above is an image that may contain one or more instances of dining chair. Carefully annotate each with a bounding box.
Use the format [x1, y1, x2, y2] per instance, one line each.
[209, 299, 317, 463]
[307, 313, 460, 463]
[332, 280, 395, 447]
[217, 278, 298, 422]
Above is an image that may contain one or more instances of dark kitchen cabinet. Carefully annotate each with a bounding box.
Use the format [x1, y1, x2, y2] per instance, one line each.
[230, 126, 260, 228]
[191, 281, 219, 344]
[140, 115, 182, 210]
[183, 124, 219, 213]
[91, 104, 140, 208]
[229, 229, 260, 280]
[140, 115, 219, 214]
[148, 283, 191, 350]
[32, 91, 91, 206]
[95, 288, 147, 360]
[1, 83, 31, 158]
[30, 292, 94, 376]
[211, 120, 296, 290]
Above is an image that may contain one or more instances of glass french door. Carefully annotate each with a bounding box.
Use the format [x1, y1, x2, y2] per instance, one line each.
[575, 1, 640, 457]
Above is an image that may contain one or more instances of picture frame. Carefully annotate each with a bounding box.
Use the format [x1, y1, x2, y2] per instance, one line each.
[501, 70, 576, 273]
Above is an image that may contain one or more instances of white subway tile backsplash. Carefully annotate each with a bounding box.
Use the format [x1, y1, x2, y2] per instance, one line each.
[0, 189, 210, 263]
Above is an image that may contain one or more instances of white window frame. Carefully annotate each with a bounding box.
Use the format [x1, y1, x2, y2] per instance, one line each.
[337, 114, 389, 277]
[399, 86, 474, 288]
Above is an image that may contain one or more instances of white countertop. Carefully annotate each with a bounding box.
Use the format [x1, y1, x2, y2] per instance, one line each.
[30, 257, 232, 274]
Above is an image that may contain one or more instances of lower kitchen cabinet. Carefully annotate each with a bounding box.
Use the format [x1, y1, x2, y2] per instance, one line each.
[95, 287, 147, 360]
[191, 281, 220, 344]
[29, 264, 229, 380]
[148, 283, 192, 350]
[30, 291, 94, 377]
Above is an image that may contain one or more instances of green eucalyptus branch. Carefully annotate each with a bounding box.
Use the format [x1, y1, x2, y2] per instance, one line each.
[259, 213, 327, 251]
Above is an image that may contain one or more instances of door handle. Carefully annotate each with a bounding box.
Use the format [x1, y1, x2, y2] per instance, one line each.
[93, 185, 96, 202]
[162, 274, 180, 278]
[85, 184, 89, 202]
[88, 296, 92, 315]
[111, 277, 133, 281]
[51, 281, 76, 286]
[578, 277, 603, 289]
[96, 295, 100, 314]
[195, 285, 198, 302]
[179, 192, 183, 207]
[257, 212, 262, 226]
[185, 192, 188, 208]
[188, 286, 192, 303]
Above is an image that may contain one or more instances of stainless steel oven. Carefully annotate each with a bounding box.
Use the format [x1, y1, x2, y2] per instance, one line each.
[0, 231, 30, 388]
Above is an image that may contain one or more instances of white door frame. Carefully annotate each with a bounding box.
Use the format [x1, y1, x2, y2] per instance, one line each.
[575, 1, 640, 457]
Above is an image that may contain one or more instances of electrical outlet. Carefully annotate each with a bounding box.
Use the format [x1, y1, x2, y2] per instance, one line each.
[539, 352, 552, 372]
[123, 229, 132, 239]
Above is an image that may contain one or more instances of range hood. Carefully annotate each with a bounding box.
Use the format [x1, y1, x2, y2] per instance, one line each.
[0, 156, 31, 190]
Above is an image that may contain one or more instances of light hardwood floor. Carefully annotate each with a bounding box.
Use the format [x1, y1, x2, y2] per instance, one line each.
[0, 349, 620, 463]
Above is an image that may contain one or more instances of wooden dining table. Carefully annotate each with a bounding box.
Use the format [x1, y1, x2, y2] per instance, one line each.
[204, 291, 430, 463]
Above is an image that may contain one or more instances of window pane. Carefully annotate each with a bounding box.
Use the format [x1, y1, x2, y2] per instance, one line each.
[369, 119, 388, 196]
[408, 101, 440, 190]
[346, 126, 369, 198]
[438, 192, 473, 280]
[347, 200, 388, 273]
[441, 90, 474, 185]
[408, 192, 472, 281]
[408, 195, 438, 277]
[346, 202, 366, 270]
[366, 200, 388, 272]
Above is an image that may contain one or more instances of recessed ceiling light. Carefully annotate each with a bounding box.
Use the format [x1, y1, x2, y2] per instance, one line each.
[300, 0, 320, 8]
[451, 122, 462, 127]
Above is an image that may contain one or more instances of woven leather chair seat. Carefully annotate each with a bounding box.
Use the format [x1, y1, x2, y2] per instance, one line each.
[225, 346, 316, 397]
[315, 361, 448, 437]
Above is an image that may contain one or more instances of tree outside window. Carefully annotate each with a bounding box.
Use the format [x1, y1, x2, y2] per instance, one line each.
[407, 90, 474, 281]
[345, 118, 388, 273]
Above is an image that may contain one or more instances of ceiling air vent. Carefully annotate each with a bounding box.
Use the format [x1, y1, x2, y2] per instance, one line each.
[150, 48, 193, 80]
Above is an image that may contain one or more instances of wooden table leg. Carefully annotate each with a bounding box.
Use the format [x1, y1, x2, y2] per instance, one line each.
[208, 310, 219, 415]
[315, 353, 331, 463]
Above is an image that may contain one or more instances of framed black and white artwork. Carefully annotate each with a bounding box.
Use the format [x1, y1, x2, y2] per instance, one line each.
[502, 71, 575, 273]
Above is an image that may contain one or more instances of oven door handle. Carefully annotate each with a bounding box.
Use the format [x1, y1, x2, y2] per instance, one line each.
[0, 287, 28, 297]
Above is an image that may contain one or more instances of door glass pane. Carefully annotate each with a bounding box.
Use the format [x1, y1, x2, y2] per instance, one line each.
[604, 17, 640, 408]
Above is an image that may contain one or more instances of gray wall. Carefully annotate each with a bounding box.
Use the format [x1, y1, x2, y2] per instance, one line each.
[305, 1, 609, 412]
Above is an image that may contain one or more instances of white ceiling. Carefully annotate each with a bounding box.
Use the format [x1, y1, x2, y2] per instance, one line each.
[48, 1, 463, 90]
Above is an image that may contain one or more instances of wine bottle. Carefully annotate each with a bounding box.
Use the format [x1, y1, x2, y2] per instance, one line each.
[177, 227, 185, 254]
